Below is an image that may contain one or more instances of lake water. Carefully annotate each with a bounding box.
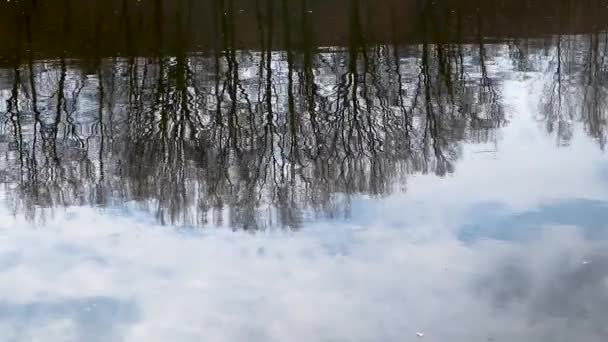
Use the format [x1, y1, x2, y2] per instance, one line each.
[0, 1, 607, 341]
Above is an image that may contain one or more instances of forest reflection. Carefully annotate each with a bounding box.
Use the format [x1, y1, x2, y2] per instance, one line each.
[0, 48, 506, 228]
[1, 2, 607, 228]
[537, 34, 608, 148]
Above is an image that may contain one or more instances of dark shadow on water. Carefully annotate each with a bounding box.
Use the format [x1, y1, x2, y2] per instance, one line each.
[1, 0, 608, 60]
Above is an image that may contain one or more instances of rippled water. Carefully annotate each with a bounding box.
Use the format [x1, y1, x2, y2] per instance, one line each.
[1, 1, 608, 341]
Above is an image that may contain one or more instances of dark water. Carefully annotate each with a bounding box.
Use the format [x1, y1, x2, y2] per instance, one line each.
[0, 1, 608, 341]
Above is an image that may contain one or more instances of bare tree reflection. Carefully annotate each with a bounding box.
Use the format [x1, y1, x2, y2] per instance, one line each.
[0, 1, 509, 229]
[539, 33, 608, 149]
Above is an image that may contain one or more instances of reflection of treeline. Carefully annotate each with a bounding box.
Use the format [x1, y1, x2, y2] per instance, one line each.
[1, 0, 607, 60]
[0, 39, 504, 228]
[528, 33, 608, 148]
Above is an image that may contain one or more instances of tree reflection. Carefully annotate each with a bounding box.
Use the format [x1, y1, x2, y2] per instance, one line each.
[539, 33, 608, 149]
[0, 0, 511, 229]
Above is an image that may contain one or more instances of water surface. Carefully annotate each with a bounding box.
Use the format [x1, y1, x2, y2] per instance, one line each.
[0, 1, 607, 341]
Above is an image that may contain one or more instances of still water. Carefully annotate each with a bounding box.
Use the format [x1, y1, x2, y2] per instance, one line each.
[0, 0, 608, 341]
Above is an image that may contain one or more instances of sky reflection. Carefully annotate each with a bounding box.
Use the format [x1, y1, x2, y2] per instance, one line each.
[0, 72, 607, 341]
[1, 1, 608, 339]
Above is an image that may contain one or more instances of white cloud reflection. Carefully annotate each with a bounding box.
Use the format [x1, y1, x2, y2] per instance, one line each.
[0, 206, 607, 342]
